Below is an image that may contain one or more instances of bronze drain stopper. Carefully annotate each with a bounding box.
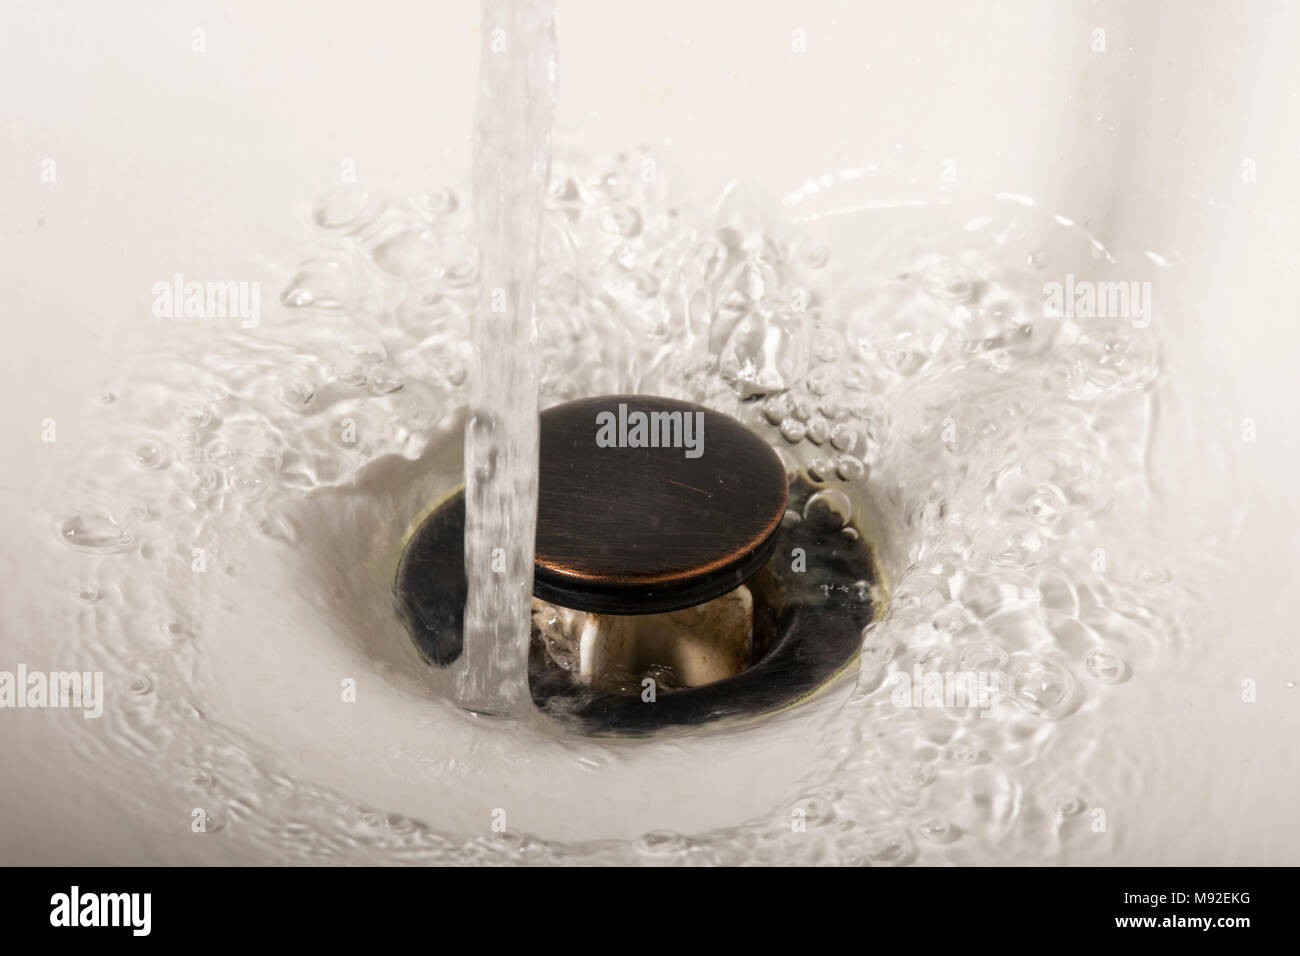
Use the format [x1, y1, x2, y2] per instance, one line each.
[533, 395, 788, 614]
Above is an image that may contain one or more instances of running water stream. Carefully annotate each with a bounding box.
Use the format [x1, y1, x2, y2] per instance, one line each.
[458, 0, 557, 714]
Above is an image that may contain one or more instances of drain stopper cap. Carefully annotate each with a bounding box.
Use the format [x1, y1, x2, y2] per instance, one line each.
[534, 394, 788, 615]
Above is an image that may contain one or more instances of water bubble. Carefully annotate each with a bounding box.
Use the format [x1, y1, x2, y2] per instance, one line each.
[126, 674, 154, 696]
[835, 455, 866, 482]
[1132, 562, 1171, 587]
[1050, 793, 1085, 816]
[277, 375, 317, 410]
[187, 464, 223, 497]
[96, 392, 117, 405]
[76, 585, 100, 605]
[895, 761, 936, 788]
[862, 826, 915, 865]
[176, 403, 216, 430]
[311, 185, 384, 232]
[779, 418, 807, 444]
[807, 363, 838, 396]
[1025, 484, 1068, 527]
[334, 357, 368, 389]
[228, 463, 268, 500]
[1028, 249, 1051, 270]
[189, 770, 215, 790]
[805, 417, 829, 445]
[1069, 325, 1160, 393]
[917, 818, 959, 843]
[829, 422, 858, 452]
[762, 393, 789, 425]
[59, 513, 136, 554]
[129, 438, 170, 470]
[807, 457, 832, 482]
[205, 440, 235, 465]
[802, 488, 852, 531]
[1005, 657, 1075, 719]
[1085, 648, 1129, 684]
[589, 168, 631, 200]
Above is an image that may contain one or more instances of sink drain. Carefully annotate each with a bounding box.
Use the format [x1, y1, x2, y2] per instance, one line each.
[394, 395, 880, 735]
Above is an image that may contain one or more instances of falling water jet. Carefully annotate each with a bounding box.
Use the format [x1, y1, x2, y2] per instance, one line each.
[457, 0, 557, 715]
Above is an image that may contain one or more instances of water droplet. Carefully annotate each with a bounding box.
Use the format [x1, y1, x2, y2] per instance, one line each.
[96, 392, 117, 405]
[189, 770, 215, 790]
[1005, 657, 1075, 719]
[129, 438, 170, 470]
[1085, 648, 1128, 683]
[59, 513, 136, 554]
[76, 585, 100, 605]
[1028, 249, 1051, 270]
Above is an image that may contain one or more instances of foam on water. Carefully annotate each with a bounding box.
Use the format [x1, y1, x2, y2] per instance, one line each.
[20, 143, 1229, 863]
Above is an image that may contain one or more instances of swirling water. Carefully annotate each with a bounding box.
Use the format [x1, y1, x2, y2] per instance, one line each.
[11, 141, 1233, 863]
